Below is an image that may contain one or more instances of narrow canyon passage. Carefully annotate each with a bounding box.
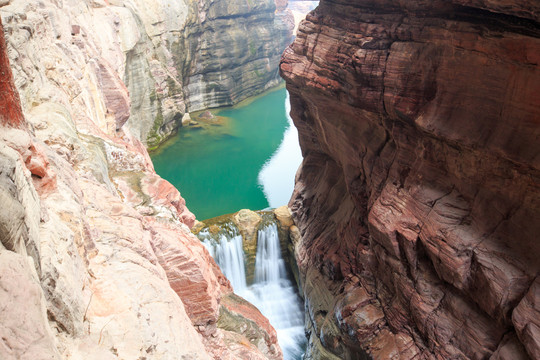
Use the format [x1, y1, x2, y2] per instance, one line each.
[151, 87, 307, 358]
[2, 0, 538, 359]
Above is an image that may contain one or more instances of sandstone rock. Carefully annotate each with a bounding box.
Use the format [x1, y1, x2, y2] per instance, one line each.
[233, 209, 262, 284]
[0, 250, 60, 360]
[0, 141, 41, 273]
[218, 293, 282, 360]
[491, 333, 530, 360]
[273, 205, 294, 228]
[1, 0, 291, 150]
[281, 0, 540, 358]
[182, 112, 192, 126]
[0, 15, 22, 127]
[513, 277, 540, 359]
[181, 0, 294, 111]
[90, 58, 131, 131]
[198, 110, 216, 120]
[233, 209, 263, 243]
[0, 4, 283, 359]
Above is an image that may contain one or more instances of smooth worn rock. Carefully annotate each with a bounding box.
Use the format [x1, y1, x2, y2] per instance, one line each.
[0, 250, 60, 360]
[182, 112, 192, 126]
[0, 140, 41, 273]
[281, 0, 540, 359]
[273, 205, 294, 228]
[218, 293, 282, 360]
[233, 209, 262, 284]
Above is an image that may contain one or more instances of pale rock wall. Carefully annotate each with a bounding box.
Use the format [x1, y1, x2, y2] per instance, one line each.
[0, 3, 282, 359]
[1, 0, 292, 149]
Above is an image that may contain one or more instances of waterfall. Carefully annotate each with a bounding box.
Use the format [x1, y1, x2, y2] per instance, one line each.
[204, 232, 248, 293]
[200, 223, 306, 359]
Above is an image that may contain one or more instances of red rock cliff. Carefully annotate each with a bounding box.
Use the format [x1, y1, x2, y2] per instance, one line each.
[280, 1, 540, 359]
[0, 16, 23, 127]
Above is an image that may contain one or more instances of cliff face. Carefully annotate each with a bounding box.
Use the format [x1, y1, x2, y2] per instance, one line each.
[280, 1, 540, 359]
[0, 6, 282, 360]
[179, 0, 294, 111]
[1, 0, 292, 149]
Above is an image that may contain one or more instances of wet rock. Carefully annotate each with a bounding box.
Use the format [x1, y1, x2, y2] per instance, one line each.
[199, 110, 216, 120]
[274, 205, 294, 228]
[233, 209, 262, 284]
[182, 112, 192, 126]
[218, 293, 282, 360]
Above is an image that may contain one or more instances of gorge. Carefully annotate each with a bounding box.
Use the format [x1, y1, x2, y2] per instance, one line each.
[1, 0, 539, 360]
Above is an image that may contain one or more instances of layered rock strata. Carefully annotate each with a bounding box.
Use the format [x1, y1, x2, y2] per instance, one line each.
[281, 1, 540, 359]
[0, 10, 281, 360]
[1, 0, 292, 149]
[180, 0, 294, 111]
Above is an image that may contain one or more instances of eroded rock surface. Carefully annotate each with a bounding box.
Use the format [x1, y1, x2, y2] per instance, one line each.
[1, 0, 292, 149]
[0, 9, 281, 360]
[180, 0, 294, 111]
[280, 1, 540, 359]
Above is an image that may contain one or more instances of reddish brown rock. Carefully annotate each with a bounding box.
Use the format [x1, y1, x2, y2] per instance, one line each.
[281, 1, 540, 359]
[140, 173, 196, 227]
[145, 218, 227, 327]
[218, 293, 282, 360]
[512, 277, 540, 359]
[90, 58, 131, 131]
[0, 16, 23, 128]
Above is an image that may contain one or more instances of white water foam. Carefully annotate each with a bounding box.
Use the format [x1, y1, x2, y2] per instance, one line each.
[201, 223, 306, 359]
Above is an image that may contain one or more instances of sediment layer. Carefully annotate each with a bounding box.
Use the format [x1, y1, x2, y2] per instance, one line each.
[1, 0, 292, 148]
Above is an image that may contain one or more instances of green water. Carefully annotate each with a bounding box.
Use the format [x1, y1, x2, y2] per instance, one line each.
[151, 87, 290, 220]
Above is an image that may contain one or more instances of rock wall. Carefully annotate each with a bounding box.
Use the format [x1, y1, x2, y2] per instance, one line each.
[0, 7, 282, 360]
[280, 1, 539, 359]
[180, 0, 294, 111]
[1, 0, 292, 149]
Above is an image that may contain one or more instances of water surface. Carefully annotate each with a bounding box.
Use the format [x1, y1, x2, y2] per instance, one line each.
[151, 87, 301, 220]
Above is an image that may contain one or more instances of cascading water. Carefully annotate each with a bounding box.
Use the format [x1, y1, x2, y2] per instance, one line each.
[200, 222, 306, 359]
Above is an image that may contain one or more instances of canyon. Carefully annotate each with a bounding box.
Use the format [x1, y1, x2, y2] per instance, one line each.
[1, 0, 539, 359]
[280, 0, 539, 359]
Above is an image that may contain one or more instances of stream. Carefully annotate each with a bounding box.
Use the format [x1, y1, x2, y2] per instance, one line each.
[151, 86, 306, 358]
